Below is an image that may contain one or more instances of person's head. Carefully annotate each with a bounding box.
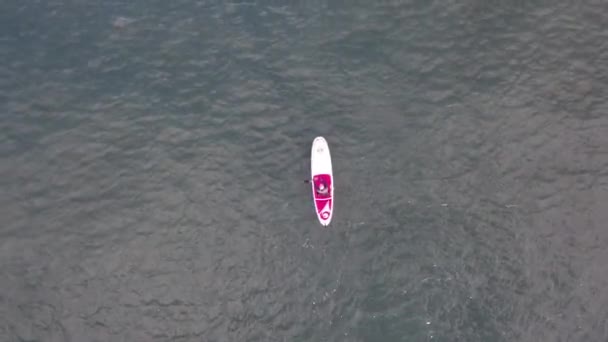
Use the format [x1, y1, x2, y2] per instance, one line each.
[319, 183, 325, 190]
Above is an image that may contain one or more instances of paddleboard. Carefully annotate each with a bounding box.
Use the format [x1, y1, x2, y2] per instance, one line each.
[311, 136, 333, 226]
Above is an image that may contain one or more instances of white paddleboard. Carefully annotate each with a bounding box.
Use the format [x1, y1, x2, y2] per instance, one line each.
[311, 136, 333, 226]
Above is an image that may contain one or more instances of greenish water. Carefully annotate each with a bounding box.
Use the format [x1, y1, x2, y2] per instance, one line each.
[2, 1, 608, 341]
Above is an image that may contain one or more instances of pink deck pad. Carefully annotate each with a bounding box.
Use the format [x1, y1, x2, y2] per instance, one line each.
[312, 174, 332, 219]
